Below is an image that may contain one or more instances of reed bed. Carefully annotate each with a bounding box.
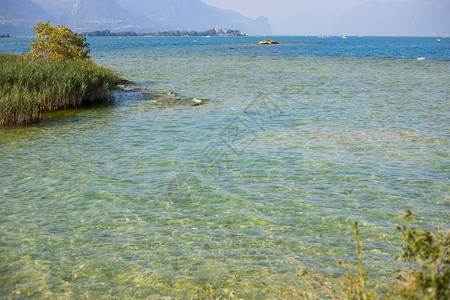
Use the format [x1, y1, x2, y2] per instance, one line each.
[0, 53, 118, 126]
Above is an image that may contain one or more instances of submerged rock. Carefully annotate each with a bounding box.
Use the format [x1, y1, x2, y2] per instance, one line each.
[191, 98, 202, 106]
[258, 39, 279, 45]
[119, 84, 209, 107]
[117, 84, 143, 91]
[151, 93, 209, 106]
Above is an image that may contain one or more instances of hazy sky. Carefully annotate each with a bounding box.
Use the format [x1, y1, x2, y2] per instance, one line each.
[34, 0, 420, 21]
[30, 0, 448, 36]
[32, 1, 430, 22]
[202, 0, 417, 20]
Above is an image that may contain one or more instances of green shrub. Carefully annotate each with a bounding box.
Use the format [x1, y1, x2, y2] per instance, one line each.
[24, 21, 90, 60]
[393, 210, 449, 299]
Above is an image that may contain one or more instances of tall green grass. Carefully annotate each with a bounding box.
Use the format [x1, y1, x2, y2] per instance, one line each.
[0, 53, 118, 126]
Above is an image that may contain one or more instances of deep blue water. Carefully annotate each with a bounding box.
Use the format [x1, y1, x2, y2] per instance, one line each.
[1, 36, 449, 60]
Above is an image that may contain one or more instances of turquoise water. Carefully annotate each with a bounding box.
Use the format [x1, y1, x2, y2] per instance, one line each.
[1, 36, 449, 298]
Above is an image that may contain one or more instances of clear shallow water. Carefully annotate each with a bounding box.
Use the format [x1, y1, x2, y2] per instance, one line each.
[0, 36, 449, 298]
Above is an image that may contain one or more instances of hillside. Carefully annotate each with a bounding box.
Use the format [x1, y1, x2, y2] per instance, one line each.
[0, 0, 272, 35]
[114, 0, 271, 35]
[65, 0, 155, 32]
[0, 0, 52, 35]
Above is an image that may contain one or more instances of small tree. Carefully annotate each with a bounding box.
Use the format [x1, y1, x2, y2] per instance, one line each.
[24, 21, 90, 60]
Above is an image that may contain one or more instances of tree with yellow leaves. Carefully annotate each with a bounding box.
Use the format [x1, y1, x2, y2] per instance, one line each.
[24, 21, 90, 60]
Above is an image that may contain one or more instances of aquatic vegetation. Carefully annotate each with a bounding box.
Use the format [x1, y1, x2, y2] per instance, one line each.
[0, 53, 117, 126]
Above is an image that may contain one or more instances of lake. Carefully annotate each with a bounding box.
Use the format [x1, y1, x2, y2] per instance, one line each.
[0, 36, 449, 298]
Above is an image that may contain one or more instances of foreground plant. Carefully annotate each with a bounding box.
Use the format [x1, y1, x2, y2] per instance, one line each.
[289, 212, 448, 299]
[337, 221, 375, 300]
[283, 221, 374, 299]
[393, 210, 449, 299]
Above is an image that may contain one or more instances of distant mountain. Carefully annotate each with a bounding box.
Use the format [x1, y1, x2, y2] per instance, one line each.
[0, 0, 52, 35]
[273, 0, 450, 36]
[114, 0, 271, 35]
[31, 0, 73, 19]
[0, 0, 271, 35]
[64, 0, 155, 32]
